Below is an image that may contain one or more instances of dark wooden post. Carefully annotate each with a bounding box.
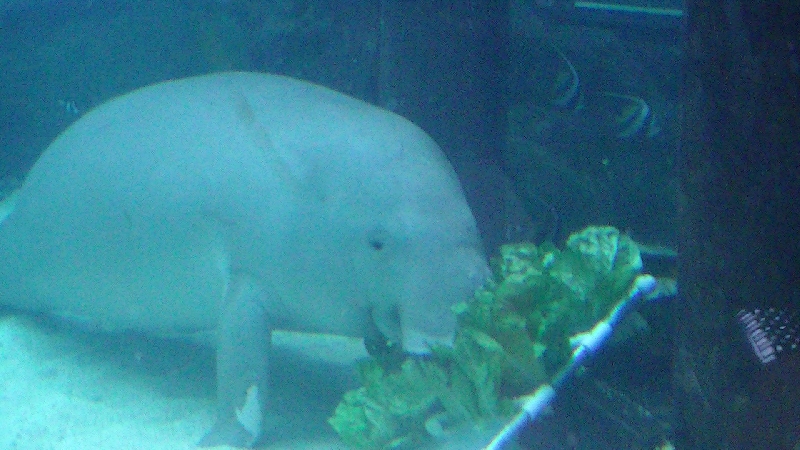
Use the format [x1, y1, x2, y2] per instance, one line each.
[376, 1, 514, 255]
[678, 0, 800, 448]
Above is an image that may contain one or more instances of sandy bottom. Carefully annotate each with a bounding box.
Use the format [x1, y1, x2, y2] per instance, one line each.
[0, 313, 368, 450]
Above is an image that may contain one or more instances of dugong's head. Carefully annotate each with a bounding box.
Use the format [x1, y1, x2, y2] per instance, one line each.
[280, 87, 491, 356]
[365, 132, 491, 355]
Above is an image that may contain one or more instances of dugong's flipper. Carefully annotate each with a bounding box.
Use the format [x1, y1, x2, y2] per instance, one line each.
[199, 275, 271, 448]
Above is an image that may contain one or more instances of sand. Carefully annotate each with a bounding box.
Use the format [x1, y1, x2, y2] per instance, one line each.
[0, 313, 367, 450]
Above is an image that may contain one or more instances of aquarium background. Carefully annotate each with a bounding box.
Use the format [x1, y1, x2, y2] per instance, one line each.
[0, 0, 682, 251]
[1, 1, 690, 449]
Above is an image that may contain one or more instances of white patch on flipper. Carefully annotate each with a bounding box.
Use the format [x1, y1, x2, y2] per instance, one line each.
[235, 384, 262, 440]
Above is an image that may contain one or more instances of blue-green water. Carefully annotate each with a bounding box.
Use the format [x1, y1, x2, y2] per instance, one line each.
[1, 1, 683, 449]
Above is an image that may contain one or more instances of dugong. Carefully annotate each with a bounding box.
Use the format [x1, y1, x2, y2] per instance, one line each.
[0, 72, 490, 447]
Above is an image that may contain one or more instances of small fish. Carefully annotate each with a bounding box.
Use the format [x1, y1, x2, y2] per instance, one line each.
[601, 92, 651, 139]
[736, 308, 800, 364]
[550, 46, 582, 110]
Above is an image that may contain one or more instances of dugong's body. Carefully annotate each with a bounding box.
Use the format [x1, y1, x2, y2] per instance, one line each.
[0, 72, 489, 446]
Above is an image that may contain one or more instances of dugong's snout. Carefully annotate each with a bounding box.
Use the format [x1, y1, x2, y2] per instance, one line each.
[400, 245, 490, 355]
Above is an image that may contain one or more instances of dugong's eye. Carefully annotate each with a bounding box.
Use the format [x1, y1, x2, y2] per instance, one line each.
[369, 238, 384, 251]
[367, 227, 389, 251]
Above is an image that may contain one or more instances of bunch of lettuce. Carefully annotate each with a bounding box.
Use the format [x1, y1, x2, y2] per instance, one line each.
[329, 226, 643, 449]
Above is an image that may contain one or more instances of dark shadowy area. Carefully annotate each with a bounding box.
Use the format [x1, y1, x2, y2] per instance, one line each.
[677, 0, 800, 448]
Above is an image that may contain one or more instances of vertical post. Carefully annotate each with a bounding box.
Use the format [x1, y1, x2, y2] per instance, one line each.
[679, 0, 800, 448]
[376, 0, 515, 254]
